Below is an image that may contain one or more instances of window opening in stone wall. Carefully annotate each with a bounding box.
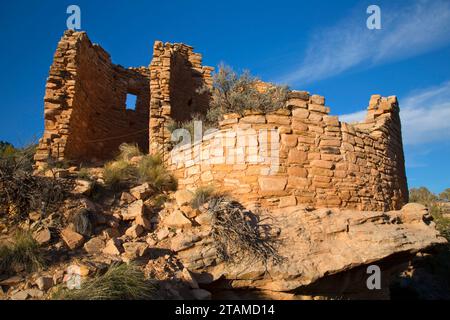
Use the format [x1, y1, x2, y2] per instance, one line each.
[126, 93, 137, 110]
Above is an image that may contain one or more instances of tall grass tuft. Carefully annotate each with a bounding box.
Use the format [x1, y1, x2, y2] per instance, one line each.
[53, 263, 156, 300]
[117, 143, 142, 162]
[0, 230, 45, 274]
[103, 159, 137, 190]
[190, 186, 216, 209]
[137, 155, 177, 193]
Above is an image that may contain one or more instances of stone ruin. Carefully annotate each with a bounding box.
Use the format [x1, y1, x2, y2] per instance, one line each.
[35, 30, 409, 212]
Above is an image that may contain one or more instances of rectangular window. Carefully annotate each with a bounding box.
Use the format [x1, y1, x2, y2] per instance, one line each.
[126, 93, 137, 110]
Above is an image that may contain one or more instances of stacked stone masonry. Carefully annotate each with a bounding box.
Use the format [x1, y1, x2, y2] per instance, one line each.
[36, 31, 408, 211]
[169, 92, 408, 211]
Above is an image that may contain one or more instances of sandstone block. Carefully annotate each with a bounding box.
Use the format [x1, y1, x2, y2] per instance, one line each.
[292, 108, 309, 119]
[288, 149, 307, 164]
[310, 160, 334, 169]
[258, 176, 287, 192]
[61, 228, 84, 250]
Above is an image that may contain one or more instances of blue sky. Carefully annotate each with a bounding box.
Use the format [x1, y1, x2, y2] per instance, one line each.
[0, 0, 449, 193]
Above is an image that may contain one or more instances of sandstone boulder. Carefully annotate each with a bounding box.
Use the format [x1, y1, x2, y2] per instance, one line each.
[188, 204, 446, 296]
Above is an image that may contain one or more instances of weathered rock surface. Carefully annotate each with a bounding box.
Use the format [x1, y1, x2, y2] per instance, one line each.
[179, 204, 446, 294]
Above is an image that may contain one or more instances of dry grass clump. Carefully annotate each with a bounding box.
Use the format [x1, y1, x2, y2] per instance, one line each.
[103, 159, 136, 190]
[117, 143, 142, 161]
[137, 154, 177, 193]
[190, 186, 217, 209]
[0, 230, 45, 274]
[53, 263, 156, 300]
[102, 144, 177, 193]
[207, 196, 283, 266]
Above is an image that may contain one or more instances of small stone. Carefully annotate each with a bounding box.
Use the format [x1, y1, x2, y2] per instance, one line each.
[174, 190, 194, 206]
[163, 210, 192, 229]
[156, 228, 170, 241]
[72, 179, 92, 195]
[122, 200, 144, 220]
[83, 237, 105, 254]
[181, 205, 200, 219]
[102, 228, 121, 239]
[195, 213, 212, 225]
[35, 276, 54, 291]
[25, 288, 44, 298]
[146, 237, 157, 247]
[120, 192, 136, 205]
[125, 224, 144, 238]
[130, 183, 152, 200]
[103, 238, 123, 256]
[123, 242, 148, 259]
[33, 228, 51, 245]
[60, 228, 84, 250]
[135, 214, 151, 230]
[11, 290, 29, 300]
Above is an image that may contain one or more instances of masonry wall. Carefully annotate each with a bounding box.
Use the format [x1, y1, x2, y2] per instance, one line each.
[168, 92, 409, 211]
[149, 41, 213, 156]
[35, 31, 150, 167]
[36, 31, 408, 211]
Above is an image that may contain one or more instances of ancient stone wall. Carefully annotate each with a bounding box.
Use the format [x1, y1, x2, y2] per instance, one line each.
[36, 31, 408, 211]
[35, 30, 150, 167]
[149, 41, 213, 156]
[168, 92, 408, 211]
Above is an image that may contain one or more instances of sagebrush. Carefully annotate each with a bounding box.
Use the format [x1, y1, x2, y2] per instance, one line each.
[198, 64, 289, 124]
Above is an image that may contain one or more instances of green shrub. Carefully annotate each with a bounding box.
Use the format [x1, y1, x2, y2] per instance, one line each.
[430, 205, 450, 241]
[199, 64, 289, 125]
[53, 263, 156, 300]
[409, 187, 437, 207]
[0, 230, 45, 274]
[103, 160, 137, 190]
[0, 141, 17, 158]
[137, 155, 177, 193]
[439, 188, 450, 202]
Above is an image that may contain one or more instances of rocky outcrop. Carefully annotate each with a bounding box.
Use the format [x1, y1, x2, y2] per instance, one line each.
[170, 203, 446, 298]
